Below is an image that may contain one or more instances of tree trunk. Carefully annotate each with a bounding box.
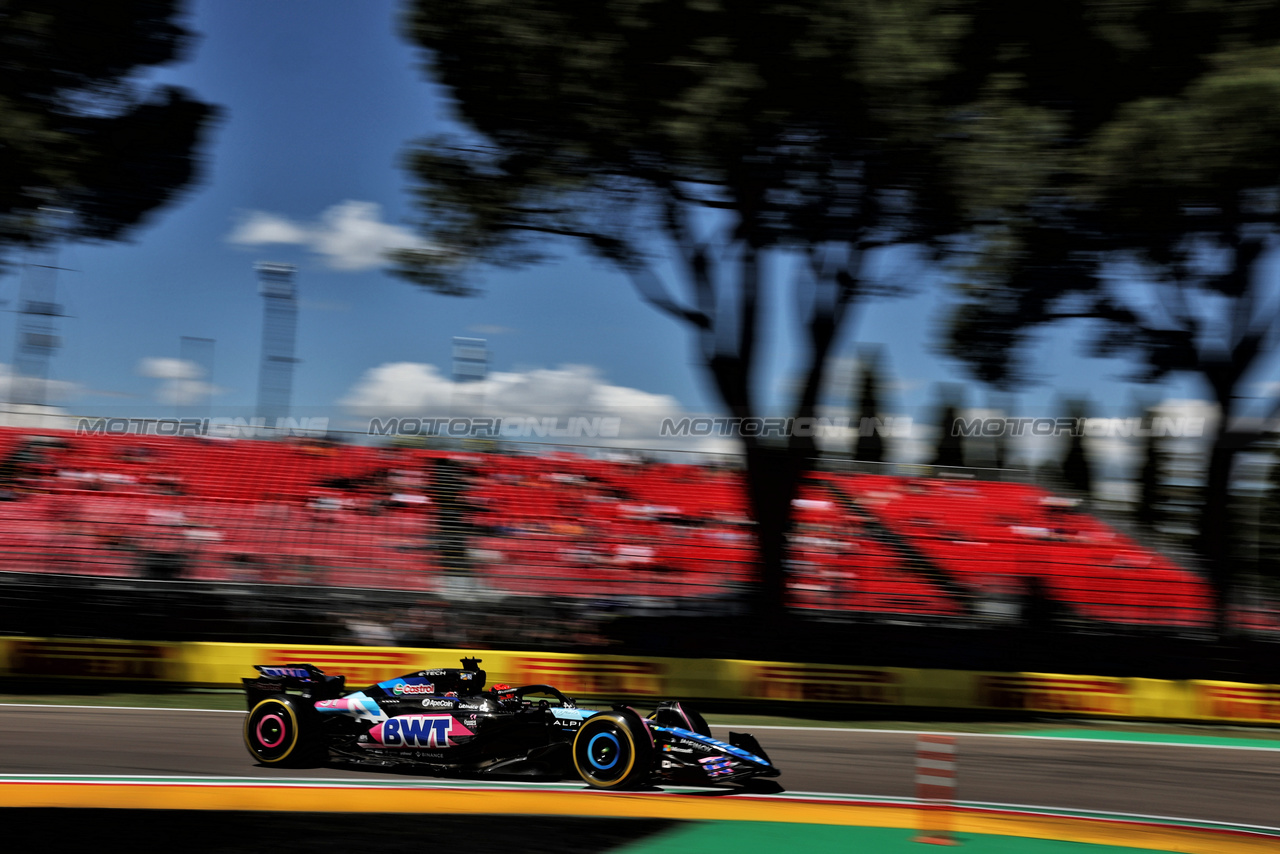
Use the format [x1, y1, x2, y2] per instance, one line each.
[1197, 423, 1238, 636]
[697, 237, 845, 631]
[742, 443, 808, 625]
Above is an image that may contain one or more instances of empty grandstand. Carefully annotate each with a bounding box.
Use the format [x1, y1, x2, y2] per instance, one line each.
[0, 426, 1224, 638]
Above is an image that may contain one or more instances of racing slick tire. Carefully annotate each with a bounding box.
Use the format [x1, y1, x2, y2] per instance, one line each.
[243, 694, 322, 767]
[572, 711, 653, 790]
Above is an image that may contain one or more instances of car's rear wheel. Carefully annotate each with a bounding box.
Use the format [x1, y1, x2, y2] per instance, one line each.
[244, 694, 321, 766]
[572, 712, 653, 790]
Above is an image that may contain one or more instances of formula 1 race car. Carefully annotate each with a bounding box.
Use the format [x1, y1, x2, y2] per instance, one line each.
[242, 657, 779, 790]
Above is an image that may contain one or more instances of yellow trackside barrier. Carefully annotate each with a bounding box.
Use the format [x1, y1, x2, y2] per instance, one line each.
[3, 636, 1279, 725]
[1193, 680, 1280, 724]
[966, 672, 1200, 720]
[0, 637, 184, 682]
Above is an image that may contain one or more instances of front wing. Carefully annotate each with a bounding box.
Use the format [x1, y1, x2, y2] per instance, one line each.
[647, 724, 779, 785]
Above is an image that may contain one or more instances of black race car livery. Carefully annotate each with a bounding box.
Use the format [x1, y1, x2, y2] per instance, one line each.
[242, 657, 780, 790]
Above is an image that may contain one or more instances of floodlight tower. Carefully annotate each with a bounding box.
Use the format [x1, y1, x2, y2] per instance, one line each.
[450, 336, 488, 418]
[255, 262, 297, 425]
[452, 337, 488, 383]
[10, 210, 71, 407]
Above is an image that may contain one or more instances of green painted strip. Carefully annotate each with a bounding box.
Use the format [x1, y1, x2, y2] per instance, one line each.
[947, 803, 1280, 836]
[613, 821, 1169, 853]
[1022, 728, 1280, 750]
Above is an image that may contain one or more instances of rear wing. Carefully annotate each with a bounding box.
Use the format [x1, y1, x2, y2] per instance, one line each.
[242, 662, 345, 709]
[253, 663, 329, 682]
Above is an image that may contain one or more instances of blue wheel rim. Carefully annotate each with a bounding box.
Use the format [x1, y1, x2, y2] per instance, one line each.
[588, 731, 621, 770]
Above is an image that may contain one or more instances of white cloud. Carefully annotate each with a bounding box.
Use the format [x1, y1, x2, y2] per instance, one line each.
[0, 364, 79, 407]
[136, 358, 224, 407]
[138, 357, 202, 381]
[227, 200, 433, 272]
[226, 211, 310, 246]
[340, 362, 736, 454]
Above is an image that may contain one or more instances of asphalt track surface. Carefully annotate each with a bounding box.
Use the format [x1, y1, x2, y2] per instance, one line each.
[2, 705, 1278, 828]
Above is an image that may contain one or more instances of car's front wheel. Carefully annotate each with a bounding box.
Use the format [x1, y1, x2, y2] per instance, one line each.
[243, 694, 321, 766]
[572, 711, 653, 790]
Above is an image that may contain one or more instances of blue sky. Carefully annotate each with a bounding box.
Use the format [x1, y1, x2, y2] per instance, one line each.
[1, 0, 1211, 460]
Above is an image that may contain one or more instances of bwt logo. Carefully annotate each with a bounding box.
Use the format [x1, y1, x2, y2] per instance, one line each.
[952, 417, 1205, 439]
[368, 715, 470, 748]
[367, 416, 621, 439]
[77, 417, 330, 438]
[660, 417, 912, 439]
[381, 716, 450, 747]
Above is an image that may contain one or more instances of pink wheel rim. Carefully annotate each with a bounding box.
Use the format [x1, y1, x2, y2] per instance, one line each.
[256, 713, 287, 748]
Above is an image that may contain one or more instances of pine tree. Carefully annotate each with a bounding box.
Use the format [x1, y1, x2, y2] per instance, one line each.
[853, 347, 886, 463]
[1061, 401, 1092, 498]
